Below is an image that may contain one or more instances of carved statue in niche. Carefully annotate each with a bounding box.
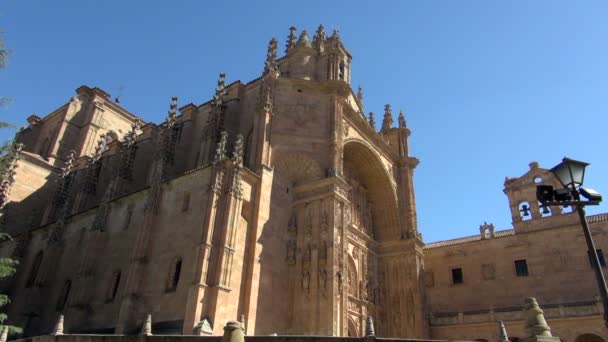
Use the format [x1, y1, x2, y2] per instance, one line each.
[318, 240, 328, 263]
[367, 282, 375, 303]
[391, 294, 401, 327]
[319, 269, 328, 293]
[406, 289, 415, 331]
[359, 281, 366, 301]
[348, 261, 358, 297]
[302, 271, 310, 291]
[320, 209, 329, 235]
[288, 212, 297, 236]
[286, 240, 296, 265]
[305, 205, 313, 238]
[302, 244, 311, 269]
[352, 246, 359, 260]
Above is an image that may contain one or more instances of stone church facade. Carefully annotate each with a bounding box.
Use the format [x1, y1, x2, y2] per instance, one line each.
[0, 26, 606, 342]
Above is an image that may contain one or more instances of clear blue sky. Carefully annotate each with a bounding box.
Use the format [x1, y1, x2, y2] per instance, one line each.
[1, 1, 607, 243]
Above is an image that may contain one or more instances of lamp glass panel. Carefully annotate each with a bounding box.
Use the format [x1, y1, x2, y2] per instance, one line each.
[551, 162, 573, 188]
[551, 158, 589, 189]
[567, 160, 587, 187]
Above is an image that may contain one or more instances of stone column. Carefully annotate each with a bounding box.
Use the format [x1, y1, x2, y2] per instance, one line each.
[377, 238, 425, 338]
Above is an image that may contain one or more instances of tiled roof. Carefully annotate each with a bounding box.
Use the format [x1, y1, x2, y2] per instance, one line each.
[588, 213, 608, 223]
[423, 229, 515, 249]
[423, 212, 608, 250]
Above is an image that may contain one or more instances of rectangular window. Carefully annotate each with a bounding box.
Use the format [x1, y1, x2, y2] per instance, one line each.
[451, 268, 463, 284]
[514, 259, 529, 277]
[588, 249, 606, 268]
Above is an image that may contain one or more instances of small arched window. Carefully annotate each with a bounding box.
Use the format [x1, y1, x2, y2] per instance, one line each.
[166, 257, 182, 292]
[107, 270, 121, 302]
[56, 279, 71, 311]
[539, 201, 552, 218]
[518, 202, 532, 221]
[338, 61, 345, 80]
[26, 251, 43, 288]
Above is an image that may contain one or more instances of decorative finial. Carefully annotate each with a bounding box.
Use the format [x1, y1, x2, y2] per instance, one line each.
[232, 134, 244, 168]
[140, 314, 152, 336]
[214, 131, 228, 164]
[524, 297, 552, 338]
[51, 314, 64, 335]
[167, 96, 178, 128]
[331, 29, 341, 40]
[90, 134, 106, 164]
[365, 315, 375, 337]
[398, 110, 406, 129]
[221, 321, 245, 342]
[239, 314, 246, 332]
[60, 151, 77, 178]
[498, 320, 509, 342]
[264, 38, 278, 75]
[0, 326, 7, 342]
[296, 30, 312, 48]
[213, 73, 227, 108]
[286, 26, 297, 54]
[357, 86, 363, 104]
[381, 104, 393, 133]
[368, 112, 376, 131]
[313, 24, 326, 52]
[123, 120, 141, 147]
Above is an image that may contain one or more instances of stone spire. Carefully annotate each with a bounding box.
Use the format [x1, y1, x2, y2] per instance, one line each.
[365, 315, 375, 337]
[51, 314, 64, 335]
[331, 29, 341, 41]
[140, 314, 152, 336]
[381, 104, 393, 133]
[233, 134, 244, 168]
[368, 112, 376, 131]
[229, 134, 244, 199]
[296, 30, 312, 48]
[398, 110, 406, 129]
[313, 24, 326, 52]
[0, 141, 23, 211]
[264, 38, 278, 75]
[167, 96, 178, 129]
[356, 86, 363, 107]
[285, 26, 297, 54]
[498, 320, 509, 342]
[524, 297, 552, 338]
[213, 73, 227, 108]
[214, 131, 228, 164]
[49, 150, 77, 244]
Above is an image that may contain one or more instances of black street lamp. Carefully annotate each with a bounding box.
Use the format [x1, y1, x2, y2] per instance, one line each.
[537, 157, 607, 326]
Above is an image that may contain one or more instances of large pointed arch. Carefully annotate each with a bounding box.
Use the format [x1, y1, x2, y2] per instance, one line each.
[343, 139, 400, 242]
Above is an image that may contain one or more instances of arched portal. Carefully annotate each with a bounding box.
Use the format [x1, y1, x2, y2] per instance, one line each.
[343, 140, 399, 242]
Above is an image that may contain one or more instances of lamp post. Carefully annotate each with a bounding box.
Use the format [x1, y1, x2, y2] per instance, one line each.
[537, 157, 607, 326]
